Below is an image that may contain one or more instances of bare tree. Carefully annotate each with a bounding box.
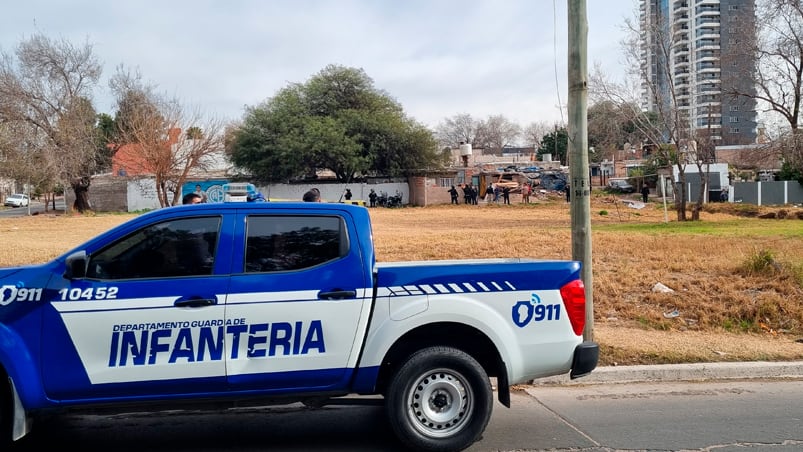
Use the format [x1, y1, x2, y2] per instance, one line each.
[110, 67, 226, 207]
[0, 33, 102, 212]
[522, 121, 554, 149]
[590, 8, 700, 221]
[586, 100, 641, 164]
[473, 115, 521, 153]
[0, 121, 60, 209]
[434, 113, 478, 149]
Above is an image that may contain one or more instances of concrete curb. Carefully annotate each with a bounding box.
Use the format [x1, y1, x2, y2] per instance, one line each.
[529, 361, 803, 385]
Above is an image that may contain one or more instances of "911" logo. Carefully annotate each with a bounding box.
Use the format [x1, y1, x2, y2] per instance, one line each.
[512, 293, 561, 328]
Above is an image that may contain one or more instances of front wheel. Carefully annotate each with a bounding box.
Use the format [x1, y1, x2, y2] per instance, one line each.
[385, 346, 493, 452]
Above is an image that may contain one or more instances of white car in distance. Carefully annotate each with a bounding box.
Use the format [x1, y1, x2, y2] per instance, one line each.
[4, 194, 30, 207]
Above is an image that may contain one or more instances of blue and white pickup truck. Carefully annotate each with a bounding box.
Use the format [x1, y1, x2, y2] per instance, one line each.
[0, 201, 598, 451]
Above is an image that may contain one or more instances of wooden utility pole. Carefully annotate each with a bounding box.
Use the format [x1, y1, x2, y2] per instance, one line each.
[567, 0, 593, 341]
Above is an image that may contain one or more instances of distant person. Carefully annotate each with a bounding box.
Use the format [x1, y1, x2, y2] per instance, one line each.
[485, 184, 494, 203]
[521, 183, 531, 204]
[448, 185, 459, 204]
[303, 188, 321, 202]
[369, 189, 378, 207]
[502, 186, 511, 205]
[344, 188, 352, 201]
[183, 192, 203, 205]
[194, 184, 207, 203]
[641, 185, 650, 203]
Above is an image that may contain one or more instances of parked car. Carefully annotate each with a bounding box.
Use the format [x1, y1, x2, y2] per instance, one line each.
[4, 193, 29, 207]
[606, 179, 635, 193]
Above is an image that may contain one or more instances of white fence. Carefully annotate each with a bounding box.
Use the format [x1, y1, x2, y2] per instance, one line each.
[125, 179, 410, 212]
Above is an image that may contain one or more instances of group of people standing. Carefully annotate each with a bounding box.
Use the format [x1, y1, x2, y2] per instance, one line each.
[449, 182, 537, 205]
[484, 183, 531, 205]
[449, 184, 480, 205]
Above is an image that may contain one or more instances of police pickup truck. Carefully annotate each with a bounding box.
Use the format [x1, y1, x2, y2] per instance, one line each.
[0, 201, 598, 451]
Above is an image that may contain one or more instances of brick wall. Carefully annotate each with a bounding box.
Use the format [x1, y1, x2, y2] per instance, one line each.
[65, 177, 128, 212]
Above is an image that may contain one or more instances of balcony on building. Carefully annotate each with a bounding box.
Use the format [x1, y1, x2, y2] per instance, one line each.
[696, 27, 720, 40]
[673, 0, 689, 14]
[696, 107, 722, 119]
[674, 56, 690, 67]
[674, 25, 690, 38]
[696, 16, 721, 29]
[697, 97, 722, 107]
[696, 38, 721, 51]
[674, 67, 691, 78]
[696, 3, 721, 16]
[698, 84, 722, 96]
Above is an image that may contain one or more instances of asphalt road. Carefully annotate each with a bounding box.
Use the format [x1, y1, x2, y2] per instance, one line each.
[8, 369, 803, 451]
[0, 198, 66, 217]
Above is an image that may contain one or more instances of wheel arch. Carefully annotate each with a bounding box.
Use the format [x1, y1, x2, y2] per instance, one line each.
[374, 322, 511, 407]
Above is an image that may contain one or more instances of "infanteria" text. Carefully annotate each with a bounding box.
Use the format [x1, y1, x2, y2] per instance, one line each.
[108, 320, 325, 367]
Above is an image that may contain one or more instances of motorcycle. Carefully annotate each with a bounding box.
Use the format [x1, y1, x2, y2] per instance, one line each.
[386, 190, 403, 208]
[377, 190, 403, 208]
[377, 191, 389, 207]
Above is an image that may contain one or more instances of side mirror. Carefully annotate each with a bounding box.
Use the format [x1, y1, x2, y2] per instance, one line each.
[64, 251, 88, 279]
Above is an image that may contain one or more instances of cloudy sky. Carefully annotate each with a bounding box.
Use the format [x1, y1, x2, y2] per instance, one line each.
[2, 0, 639, 129]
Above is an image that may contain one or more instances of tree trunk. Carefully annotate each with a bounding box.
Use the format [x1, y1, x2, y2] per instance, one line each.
[691, 202, 701, 220]
[675, 169, 688, 221]
[71, 176, 92, 213]
[691, 166, 709, 221]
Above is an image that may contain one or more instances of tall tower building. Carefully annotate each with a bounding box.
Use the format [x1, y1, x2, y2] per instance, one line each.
[640, 0, 757, 146]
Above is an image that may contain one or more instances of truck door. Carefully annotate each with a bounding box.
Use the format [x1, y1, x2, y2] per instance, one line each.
[42, 215, 229, 400]
[224, 212, 371, 393]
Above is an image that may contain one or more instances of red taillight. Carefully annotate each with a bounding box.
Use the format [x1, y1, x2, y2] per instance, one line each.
[560, 279, 586, 336]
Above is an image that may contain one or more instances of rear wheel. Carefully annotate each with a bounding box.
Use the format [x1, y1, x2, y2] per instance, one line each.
[0, 376, 12, 448]
[385, 346, 492, 452]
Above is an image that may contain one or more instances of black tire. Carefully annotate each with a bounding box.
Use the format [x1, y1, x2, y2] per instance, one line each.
[385, 346, 492, 452]
[0, 377, 12, 449]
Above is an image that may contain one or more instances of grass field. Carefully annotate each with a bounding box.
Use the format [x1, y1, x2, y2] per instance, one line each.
[3, 191, 803, 366]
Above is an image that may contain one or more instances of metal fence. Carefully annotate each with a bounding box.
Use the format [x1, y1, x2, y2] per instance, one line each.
[679, 177, 803, 205]
[732, 181, 803, 206]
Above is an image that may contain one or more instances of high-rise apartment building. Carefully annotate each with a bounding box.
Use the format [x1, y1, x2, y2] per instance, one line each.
[640, 0, 757, 146]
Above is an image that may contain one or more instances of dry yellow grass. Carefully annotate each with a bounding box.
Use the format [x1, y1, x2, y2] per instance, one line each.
[2, 192, 803, 366]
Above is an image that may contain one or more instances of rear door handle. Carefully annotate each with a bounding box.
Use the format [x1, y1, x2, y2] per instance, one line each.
[318, 290, 357, 300]
[175, 297, 217, 308]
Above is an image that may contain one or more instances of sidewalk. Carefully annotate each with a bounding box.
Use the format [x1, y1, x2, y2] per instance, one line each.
[530, 361, 803, 385]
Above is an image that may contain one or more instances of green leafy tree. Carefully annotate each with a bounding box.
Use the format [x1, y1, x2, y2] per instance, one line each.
[95, 112, 117, 173]
[229, 64, 443, 183]
[538, 127, 568, 165]
[778, 160, 803, 185]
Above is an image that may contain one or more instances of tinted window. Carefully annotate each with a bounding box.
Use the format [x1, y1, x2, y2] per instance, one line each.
[245, 216, 347, 272]
[86, 217, 221, 279]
